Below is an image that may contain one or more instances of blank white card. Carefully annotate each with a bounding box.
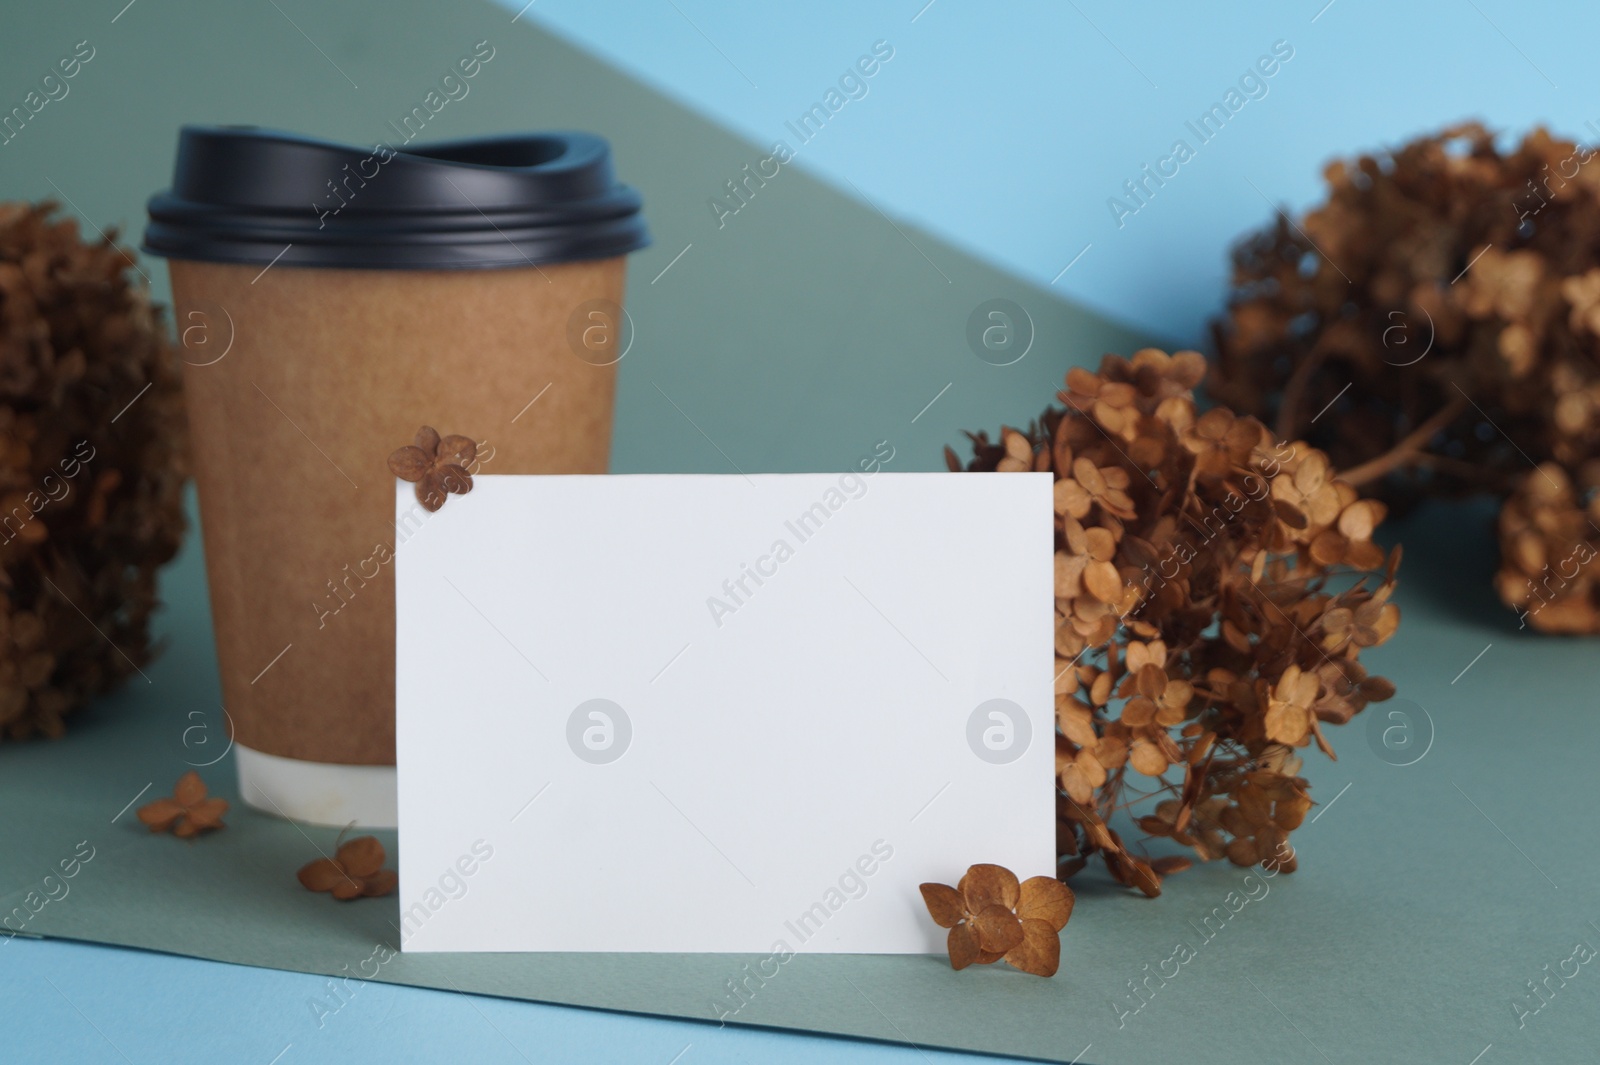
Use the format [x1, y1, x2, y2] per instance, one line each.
[395, 472, 1053, 953]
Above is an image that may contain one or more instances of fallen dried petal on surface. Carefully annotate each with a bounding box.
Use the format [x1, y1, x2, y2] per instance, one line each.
[920, 865, 1074, 976]
[298, 835, 397, 901]
[137, 772, 228, 839]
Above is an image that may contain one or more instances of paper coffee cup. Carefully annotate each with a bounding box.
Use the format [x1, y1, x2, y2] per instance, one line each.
[144, 126, 648, 826]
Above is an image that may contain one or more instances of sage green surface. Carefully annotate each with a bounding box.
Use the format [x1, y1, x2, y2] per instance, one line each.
[2, 2, 1598, 1064]
[5, 495, 1598, 1065]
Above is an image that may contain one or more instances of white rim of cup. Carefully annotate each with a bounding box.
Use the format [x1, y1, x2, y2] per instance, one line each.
[234, 743, 398, 829]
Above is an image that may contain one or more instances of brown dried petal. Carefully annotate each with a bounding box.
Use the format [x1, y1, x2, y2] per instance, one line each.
[185, 796, 229, 829]
[1060, 761, 1095, 804]
[1337, 499, 1381, 541]
[1075, 749, 1107, 789]
[1003, 919, 1063, 977]
[1273, 499, 1309, 529]
[1127, 639, 1163, 672]
[1120, 696, 1156, 728]
[414, 426, 441, 454]
[1194, 407, 1234, 441]
[1057, 700, 1099, 748]
[1345, 539, 1387, 571]
[1054, 479, 1092, 518]
[919, 883, 966, 928]
[438, 464, 474, 496]
[1264, 700, 1310, 744]
[173, 770, 207, 807]
[298, 857, 349, 892]
[1170, 350, 1207, 387]
[1309, 530, 1348, 567]
[1064, 366, 1100, 397]
[1129, 738, 1169, 777]
[971, 904, 1025, 954]
[1275, 793, 1312, 830]
[1084, 560, 1122, 603]
[1101, 487, 1136, 514]
[436, 435, 478, 468]
[1016, 876, 1075, 931]
[1361, 676, 1397, 701]
[136, 798, 184, 831]
[415, 473, 449, 512]
[947, 921, 982, 970]
[1072, 457, 1106, 496]
[331, 878, 365, 901]
[1154, 695, 1189, 728]
[1226, 836, 1261, 867]
[1084, 525, 1117, 561]
[336, 836, 387, 879]
[1055, 552, 1087, 597]
[387, 445, 431, 482]
[959, 863, 1021, 913]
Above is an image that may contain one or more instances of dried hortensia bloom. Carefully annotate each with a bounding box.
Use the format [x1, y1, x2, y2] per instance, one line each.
[0, 202, 188, 741]
[1208, 123, 1600, 630]
[1495, 463, 1600, 632]
[950, 349, 1401, 894]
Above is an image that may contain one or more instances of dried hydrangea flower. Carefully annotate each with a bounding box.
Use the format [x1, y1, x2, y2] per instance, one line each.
[297, 835, 398, 900]
[1496, 463, 1600, 632]
[952, 349, 1401, 894]
[0, 202, 188, 742]
[1208, 123, 1600, 630]
[137, 771, 228, 838]
[388, 426, 477, 512]
[920, 864, 1075, 976]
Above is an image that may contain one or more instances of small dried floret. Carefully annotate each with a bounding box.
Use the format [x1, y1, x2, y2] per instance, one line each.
[920, 864, 1075, 976]
[137, 771, 228, 838]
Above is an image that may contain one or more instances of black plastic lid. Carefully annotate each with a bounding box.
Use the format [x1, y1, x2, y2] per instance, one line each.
[143, 125, 649, 270]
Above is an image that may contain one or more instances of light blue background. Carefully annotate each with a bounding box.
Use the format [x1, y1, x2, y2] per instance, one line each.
[4, 935, 983, 1064]
[8, 1, 1598, 1062]
[504, 0, 1596, 340]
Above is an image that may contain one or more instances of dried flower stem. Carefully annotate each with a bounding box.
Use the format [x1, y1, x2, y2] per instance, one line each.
[1274, 346, 1331, 443]
[1331, 393, 1469, 489]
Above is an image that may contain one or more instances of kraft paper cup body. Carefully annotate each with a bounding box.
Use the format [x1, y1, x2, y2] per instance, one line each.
[146, 127, 647, 826]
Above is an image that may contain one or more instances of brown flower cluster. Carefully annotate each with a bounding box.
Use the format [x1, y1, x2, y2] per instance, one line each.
[920, 864, 1075, 976]
[949, 349, 1400, 893]
[1496, 463, 1600, 632]
[0, 202, 188, 740]
[1208, 123, 1600, 630]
